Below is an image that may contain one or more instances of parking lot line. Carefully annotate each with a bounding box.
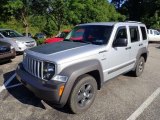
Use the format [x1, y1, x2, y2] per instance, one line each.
[0, 73, 16, 93]
[127, 87, 160, 120]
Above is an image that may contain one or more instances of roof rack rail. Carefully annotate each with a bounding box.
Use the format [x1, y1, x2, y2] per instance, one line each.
[125, 21, 142, 23]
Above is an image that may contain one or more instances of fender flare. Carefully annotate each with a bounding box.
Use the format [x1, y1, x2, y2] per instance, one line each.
[59, 59, 104, 106]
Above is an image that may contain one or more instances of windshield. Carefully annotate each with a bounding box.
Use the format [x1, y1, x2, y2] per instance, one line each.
[65, 25, 113, 45]
[0, 30, 23, 38]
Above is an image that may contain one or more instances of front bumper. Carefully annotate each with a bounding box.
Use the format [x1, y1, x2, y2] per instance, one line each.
[16, 64, 65, 106]
[15, 43, 37, 52]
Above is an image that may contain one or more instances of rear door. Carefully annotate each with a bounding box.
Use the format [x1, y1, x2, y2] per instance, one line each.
[128, 26, 141, 66]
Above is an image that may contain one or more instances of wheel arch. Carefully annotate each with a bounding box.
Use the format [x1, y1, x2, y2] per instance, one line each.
[59, 60, 104, 106]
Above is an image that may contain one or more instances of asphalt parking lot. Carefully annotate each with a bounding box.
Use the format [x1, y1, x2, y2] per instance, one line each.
[0, 43, 160, 120]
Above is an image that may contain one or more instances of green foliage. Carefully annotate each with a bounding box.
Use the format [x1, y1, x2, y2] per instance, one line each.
[36, 38, 45, 45]
[0, 0, 125, 36]
[112, 0, 160, 29]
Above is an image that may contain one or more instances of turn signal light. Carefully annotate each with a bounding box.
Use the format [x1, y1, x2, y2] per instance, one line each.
[59, 85, 64, 96]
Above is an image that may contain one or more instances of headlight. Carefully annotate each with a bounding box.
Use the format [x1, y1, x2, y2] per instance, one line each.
[23, 52, 26, 60]
[10, 45, 14, 49]
[52, 75, 68, 82]
[15, 41, 25, 45]
[43, 62, 55, 80]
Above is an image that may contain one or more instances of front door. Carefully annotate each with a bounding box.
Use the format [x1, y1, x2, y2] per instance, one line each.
[104, 26, 132, 80]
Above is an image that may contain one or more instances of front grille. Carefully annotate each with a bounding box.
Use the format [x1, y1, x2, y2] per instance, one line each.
[23, 55, 43, 79]
[25, 41, 35, 47]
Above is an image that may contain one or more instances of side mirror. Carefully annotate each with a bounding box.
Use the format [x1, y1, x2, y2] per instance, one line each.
[113, 38, 128, 47]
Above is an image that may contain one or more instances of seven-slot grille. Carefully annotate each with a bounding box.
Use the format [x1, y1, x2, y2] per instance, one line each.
[23, 55, 43, 79]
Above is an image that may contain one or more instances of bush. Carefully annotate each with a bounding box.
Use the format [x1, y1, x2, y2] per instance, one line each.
[36, 38, 45, 45]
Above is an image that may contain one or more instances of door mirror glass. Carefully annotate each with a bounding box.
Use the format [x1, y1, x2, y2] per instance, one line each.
[113, 38, 128, 47]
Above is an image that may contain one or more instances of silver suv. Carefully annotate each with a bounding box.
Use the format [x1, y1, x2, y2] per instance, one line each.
[16, 22, 148, 113]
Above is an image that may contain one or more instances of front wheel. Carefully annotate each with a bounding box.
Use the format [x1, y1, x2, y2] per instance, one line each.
[133, 57, 145, 77]
[68, 75, 97, 114]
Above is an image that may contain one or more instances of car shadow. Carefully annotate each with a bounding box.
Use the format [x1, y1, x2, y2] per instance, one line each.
[45, 101, 73, 114]
[156, 46, 160, 49]
[0, 59, 12, 65]
[3, 71, 73, 113]
[3, 71, 46, 109]
[123, 71, 136, 77]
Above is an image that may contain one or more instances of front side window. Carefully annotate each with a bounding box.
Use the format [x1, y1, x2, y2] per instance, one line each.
[65, 25, 113, 45]
[129, 27, 140, 42]
[140, 27, 147, 40]
[115, 27, 127, 40]
[0, 30, 23, 38]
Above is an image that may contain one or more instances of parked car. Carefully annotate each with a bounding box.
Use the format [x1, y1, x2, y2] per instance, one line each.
[22, 33, 32, 38]
[44, 30, 70, 44]
[0, 29, 37, 53]
[148, 29, 160, 42]
[34, 33, 46, 40]
[16, 22, 148, 114]
[0, 41, 16, 63]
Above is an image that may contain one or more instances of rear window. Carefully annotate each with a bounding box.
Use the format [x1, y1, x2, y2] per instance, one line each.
[140, 27, 147, 40]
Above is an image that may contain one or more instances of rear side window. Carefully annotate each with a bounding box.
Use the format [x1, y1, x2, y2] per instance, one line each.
[140, 27, 147, 40]
[129, 27, 139, 42]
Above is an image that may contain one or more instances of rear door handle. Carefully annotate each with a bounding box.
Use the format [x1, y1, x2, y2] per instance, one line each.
[139, 43, 143, 46]
[125, 46, 131, 50]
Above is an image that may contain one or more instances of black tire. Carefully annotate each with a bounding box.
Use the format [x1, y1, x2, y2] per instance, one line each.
[68, 74, 97, 114]
[133, 57, 145, 77]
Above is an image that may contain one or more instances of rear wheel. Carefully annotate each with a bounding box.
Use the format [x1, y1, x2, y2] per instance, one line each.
[68, 75, 97, 114]
[133, 57, 145, 77]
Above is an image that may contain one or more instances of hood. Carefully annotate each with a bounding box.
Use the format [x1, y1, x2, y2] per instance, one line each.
[13, 37, 35, 42]
[28, 41, 104, 64]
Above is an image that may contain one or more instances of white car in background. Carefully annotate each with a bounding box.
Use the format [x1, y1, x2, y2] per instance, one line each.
[148, 29, 160, 42]
[0, 29, 37, 53]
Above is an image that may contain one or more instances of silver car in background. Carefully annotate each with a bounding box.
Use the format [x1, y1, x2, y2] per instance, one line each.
[0, 29, 37, 52]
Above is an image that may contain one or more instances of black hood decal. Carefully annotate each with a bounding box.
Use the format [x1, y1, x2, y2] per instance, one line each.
[29, 41, 87, 54]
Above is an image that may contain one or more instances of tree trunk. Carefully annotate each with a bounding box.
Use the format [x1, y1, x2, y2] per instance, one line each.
[25, 25, 29, 37]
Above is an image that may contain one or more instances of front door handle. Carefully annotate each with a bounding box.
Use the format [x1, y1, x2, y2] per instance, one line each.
[125, 46, 131, 50]
[139, 43, 143, 46]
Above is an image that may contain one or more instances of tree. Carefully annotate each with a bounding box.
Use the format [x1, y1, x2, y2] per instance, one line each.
[32, 0, 68, 32]
[0, 0, 32, 36]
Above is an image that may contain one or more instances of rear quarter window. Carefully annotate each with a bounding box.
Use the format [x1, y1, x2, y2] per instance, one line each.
[140, 27, 147, 40]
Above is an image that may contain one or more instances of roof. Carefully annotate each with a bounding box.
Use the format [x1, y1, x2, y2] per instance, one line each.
[78, 21, 145, 26]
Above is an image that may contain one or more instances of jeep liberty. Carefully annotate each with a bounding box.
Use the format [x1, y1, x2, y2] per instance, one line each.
[16, 22, 148, 113]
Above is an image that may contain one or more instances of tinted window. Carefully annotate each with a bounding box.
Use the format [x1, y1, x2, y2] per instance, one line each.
[129, 27, 139, 42]
[0, 30, 23, 38]
[140, 27, 147, 40]
[65, 25, 113, 45]
[115, 27, 127, 40]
